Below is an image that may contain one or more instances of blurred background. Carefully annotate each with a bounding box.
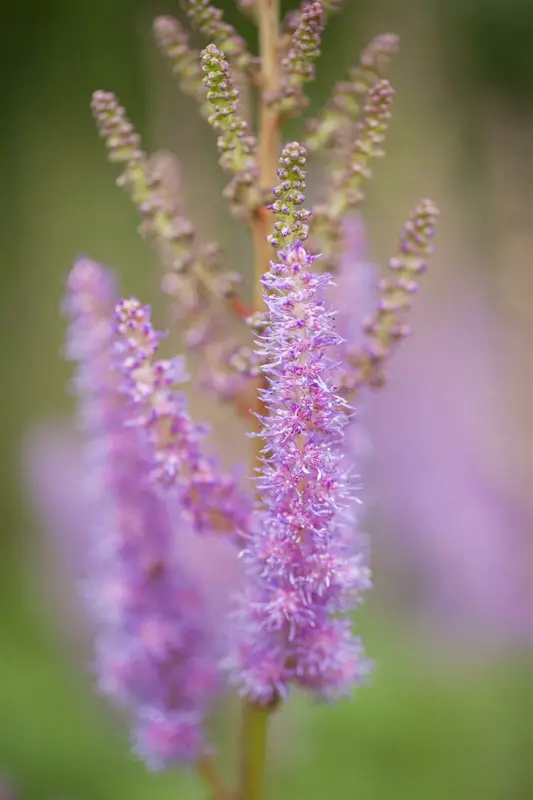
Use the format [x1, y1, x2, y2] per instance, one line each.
[1, 0, 532, 798]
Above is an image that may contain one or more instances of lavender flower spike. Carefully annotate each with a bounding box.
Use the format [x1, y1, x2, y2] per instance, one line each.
[227, 144, 371, 704]
[65, 258, 219, 767]
[113, 298, 252, 538]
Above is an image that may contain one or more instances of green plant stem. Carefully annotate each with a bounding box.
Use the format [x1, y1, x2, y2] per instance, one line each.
[254, 0, 281, 312]
[239, 3, 281, 800]
[239, 701, 271, 800]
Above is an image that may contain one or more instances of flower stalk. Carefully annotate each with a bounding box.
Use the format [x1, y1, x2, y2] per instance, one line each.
[50, 2, 440, 799]
[240, 4, 282, 798]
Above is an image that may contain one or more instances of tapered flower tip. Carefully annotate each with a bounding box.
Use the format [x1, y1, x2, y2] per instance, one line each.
[65, 256, 116, 313]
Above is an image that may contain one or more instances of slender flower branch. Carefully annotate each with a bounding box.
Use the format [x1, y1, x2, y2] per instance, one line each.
[153, 16, 209, 117]
[200, 44, 260, 215]
[272, 0, 324, 117]
[305, 32, 399, 153]
[91, 90, 248, 320]
[113, 298, 253, 537]
[182, 0, 258, 76]
[311, 78, 395, 269]
[343, 198, 440, 392]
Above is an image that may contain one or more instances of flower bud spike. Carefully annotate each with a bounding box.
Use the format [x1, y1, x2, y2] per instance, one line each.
[310, 78, 394, 268]
[344, 198, 439, 391]
[273, 1, 325, 117]
[153, 16, 209, 117]
[282, 0, 342, 39]
[182, 0, 258, 76]
[92, 91, 196, 273]
[268, 141, 311, 249]
[330, 78, 394, 217]
[91, 91, 249, 341]
[305, 33, 399, 153]
[200, 44, 260, 215]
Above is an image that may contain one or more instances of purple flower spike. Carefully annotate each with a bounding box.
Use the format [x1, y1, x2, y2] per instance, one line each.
[65, 258, 219, 767]
[113, 298, 253, 538]
[227, 239, 371, 703]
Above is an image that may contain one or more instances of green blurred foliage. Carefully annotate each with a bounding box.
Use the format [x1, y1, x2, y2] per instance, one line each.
[0, 1, 531, 798]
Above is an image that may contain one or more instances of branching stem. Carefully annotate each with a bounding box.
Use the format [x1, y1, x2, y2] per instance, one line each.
[240, 2, 281, 799]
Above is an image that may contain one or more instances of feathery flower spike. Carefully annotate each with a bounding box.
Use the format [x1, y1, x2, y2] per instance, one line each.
[65, 258, 219, 768]
[226, 144, 371, 704]
[113, 298, 253, 537]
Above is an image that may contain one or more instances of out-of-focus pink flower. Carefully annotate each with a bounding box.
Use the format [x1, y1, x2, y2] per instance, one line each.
[24, 423, 244, 627]
[327, 215, 377, 352]
[328, 215, 531, 648]
[367, 280, 532, 645]
[24, 424, 89, 577]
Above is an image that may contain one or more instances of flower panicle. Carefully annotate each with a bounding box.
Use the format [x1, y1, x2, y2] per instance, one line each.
[226, 145, 371, 705]
[65, 258, 219, 768]
[153, 16, 208, 117]
[345, 198, 440, 391]
[305, 32, 399, 153]
[200, 43, 260, 215]
[182, 0, 257, 76]
[113, 297, 253, 537]
[273, 0, 325, 117]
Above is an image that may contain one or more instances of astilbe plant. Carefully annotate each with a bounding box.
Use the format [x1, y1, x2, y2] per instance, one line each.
[55, 2, 439, 798]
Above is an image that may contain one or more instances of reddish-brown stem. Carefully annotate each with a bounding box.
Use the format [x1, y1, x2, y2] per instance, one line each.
[239, 3, 282, 800]
[197, 756, 235, 800]
[227, 293, 255, 320]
